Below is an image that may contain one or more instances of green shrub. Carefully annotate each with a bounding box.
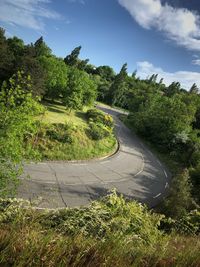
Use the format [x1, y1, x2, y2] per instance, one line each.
[86, 108, 114, 128]
[173, 210, 200, 235]
[46, 122, 74, 144]
[160, 210, 200, 235]
[0, 71, 44, 195]
[88, 122, 112, 140]
[0, 192, 199, 267]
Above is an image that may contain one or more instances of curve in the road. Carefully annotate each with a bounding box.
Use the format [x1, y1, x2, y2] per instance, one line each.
[18, 105, 171, 209]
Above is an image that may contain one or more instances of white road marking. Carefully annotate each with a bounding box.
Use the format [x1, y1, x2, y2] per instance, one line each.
[153, 193, 161, 198]
[164, 170, 168, 178]
[148, 151, 153, 156]
[157, 159, 162, 166]
[165, 182, 169, 189]
[140, 142, 144, 147]
[79, 163, 87, 166]
[100, 161, 110, 164]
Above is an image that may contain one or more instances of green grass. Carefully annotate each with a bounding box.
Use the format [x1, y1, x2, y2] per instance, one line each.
[29, 101, 117, 161]
[0, 193, 199, 267]
[40, 101, 88, 126]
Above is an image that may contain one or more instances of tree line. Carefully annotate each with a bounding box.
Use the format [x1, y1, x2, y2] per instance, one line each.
[0, 28, 97, 110]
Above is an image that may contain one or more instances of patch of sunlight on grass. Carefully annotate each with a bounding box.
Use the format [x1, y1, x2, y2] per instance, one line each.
[40, 101, 88, 127]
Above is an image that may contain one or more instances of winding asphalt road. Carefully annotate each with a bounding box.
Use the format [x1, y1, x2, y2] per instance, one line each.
[18, 105, 171, 209]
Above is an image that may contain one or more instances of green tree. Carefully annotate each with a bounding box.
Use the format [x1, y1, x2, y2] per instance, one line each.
[64, 46, 81, 67]
[165, 81, 181, 97]
[34, 37, 52, 57]
[95, 65, 115, 82]
[109, 63, 128, 106]
[147, 74, 158, 84]
[64, 68, 97, 110]
[129, 94, 196, 148]
[0, 71, 43, 195]
[189, 83, 199, 94]
[0, 28, 14, 84]
[194, 106, 200, 129]
[82, 75, 97, 106]
[190, 164, 200, 205]
[39, 56, 68, 100]
[19, 44, 46, 97]
[164, 170, 193, 219]
[7, 36, 24, 59]
[64, 46, 89, 70]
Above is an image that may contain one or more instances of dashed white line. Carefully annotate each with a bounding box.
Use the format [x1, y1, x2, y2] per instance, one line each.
[165, 182, 169, 189]
[139, 142, 145, 147]
[100, 161, 110, 164]
[148, 151, 153, 156]
[157, 159, 162, 167]
[79, 163, 87, 166]
[164, 170, 168, 178]
[153, 193, 161, 199]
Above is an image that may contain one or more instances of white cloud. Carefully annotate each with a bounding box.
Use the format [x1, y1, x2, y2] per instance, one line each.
[137, 61, 200, 89]
[68, 0, 85, 4]
[118, 0, 200, 51]
[192, 59, 200, 66]
[0, 0, 62, 30]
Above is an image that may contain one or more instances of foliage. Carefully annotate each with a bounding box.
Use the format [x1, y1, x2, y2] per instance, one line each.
[0, 27, 14, 84]
[19, 45, 46, 97]
[86, 108, 114, 127]
[34, 36, 52, 57]
[86, 108, 114, 140]
[0, 193, 199, 267]
[45, 122, 73, 143]
[163, 170, 194, 219]
[95, 65, 115, 82]
[129, 94, 196, 149]
[108, 63, 128, 106]
[39, 55, 68, 99]
[64, 67, 97, 110]
[190, 83, 199, 94]
[88, 122, 112, 140]
[164, 81, 181, 97]
[189, 164, 200, 204]
[64, 45, 89, 70]
[160, 209, 200, 235]
[0, 71, 43, 195]
[25, 102, 116, 160]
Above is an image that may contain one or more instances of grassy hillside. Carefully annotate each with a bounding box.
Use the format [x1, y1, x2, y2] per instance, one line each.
[25, 101, 117, 161]
[41, 101, 88, 126]
[0, 192, 199, 267]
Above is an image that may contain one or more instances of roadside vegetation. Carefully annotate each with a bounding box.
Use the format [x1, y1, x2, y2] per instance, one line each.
[26, 102, 116, 161]
[0, 27, 199, 266]
[0, 191, 199, 267]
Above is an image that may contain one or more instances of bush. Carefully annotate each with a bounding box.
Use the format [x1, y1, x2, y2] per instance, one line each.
[0, 192, 199, 267]
[163, 170, 194, 219]
[160, 210, 200, 235]
[189, 165, 200, 205]
[0, 71, 43, 195]
[88, 122, 112, 140]
[46, 122, 74, 144]
[86, 109, 114, 128]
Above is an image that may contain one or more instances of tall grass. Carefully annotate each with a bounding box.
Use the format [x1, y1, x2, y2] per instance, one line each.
[0, 192, 199, 266]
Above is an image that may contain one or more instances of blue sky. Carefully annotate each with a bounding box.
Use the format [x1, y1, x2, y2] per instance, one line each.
[0, 0, 200, 89]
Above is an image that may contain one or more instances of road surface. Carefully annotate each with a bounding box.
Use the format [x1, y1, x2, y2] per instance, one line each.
[18, 105, 171, 209]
